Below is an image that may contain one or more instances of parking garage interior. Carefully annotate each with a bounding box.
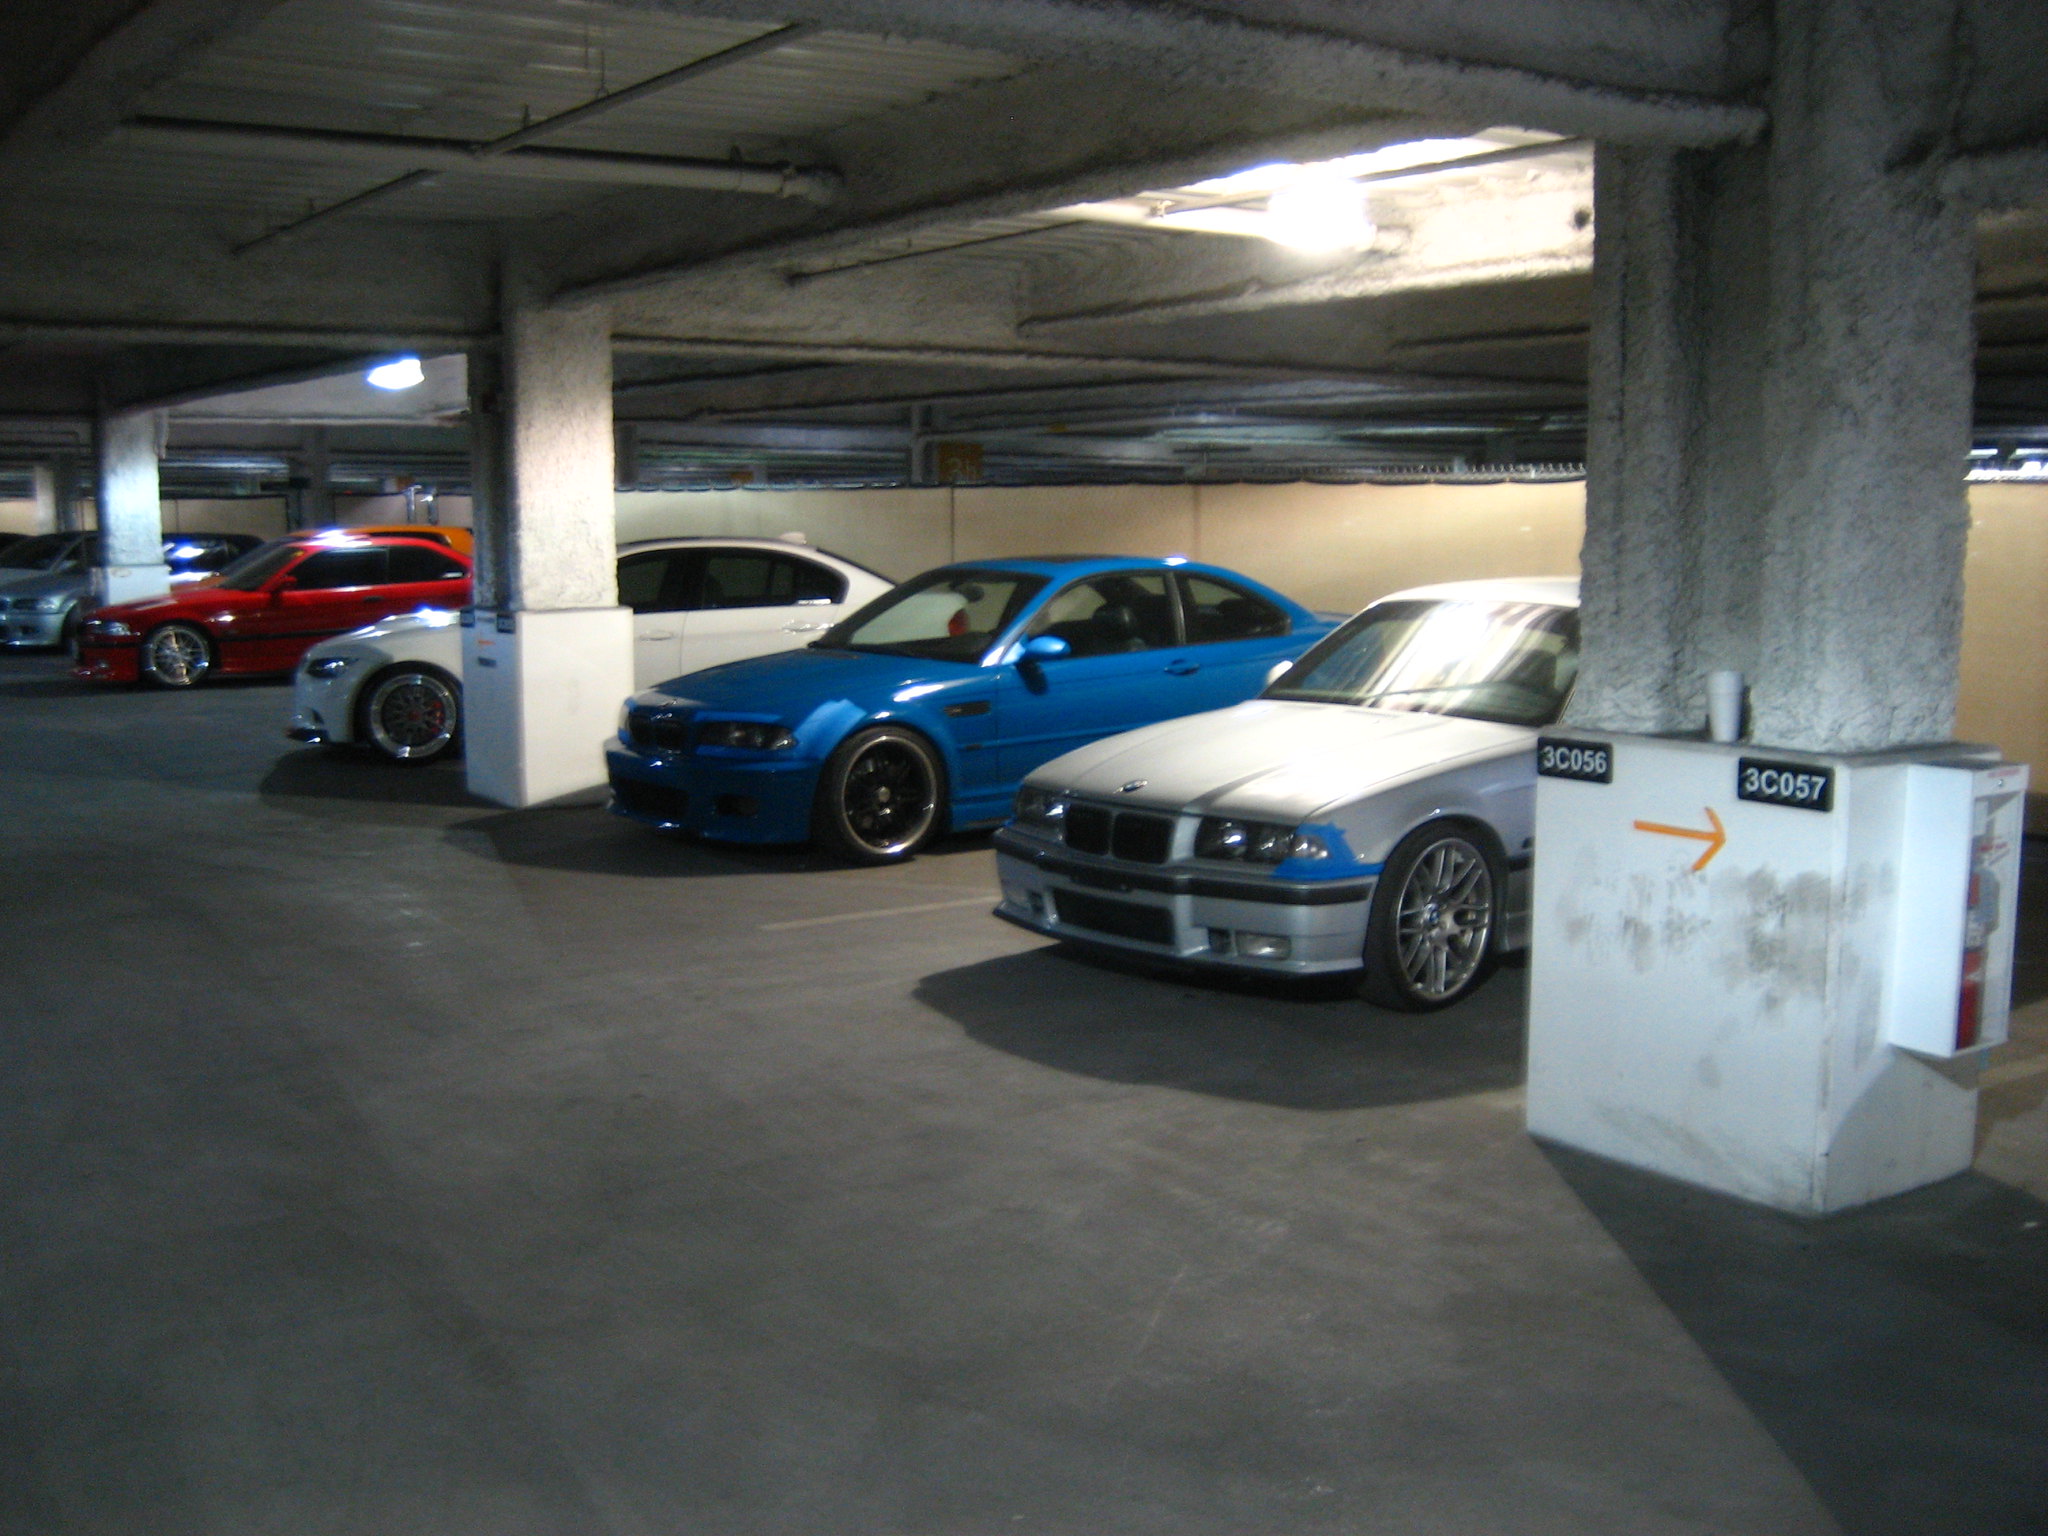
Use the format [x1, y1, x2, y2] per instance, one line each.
[2, 3, 2046, 1533]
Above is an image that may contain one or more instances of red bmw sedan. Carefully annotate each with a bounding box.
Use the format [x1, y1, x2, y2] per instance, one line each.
[75, 531, 473, 687]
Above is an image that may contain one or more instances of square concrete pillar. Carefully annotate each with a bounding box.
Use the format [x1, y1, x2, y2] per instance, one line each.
[463, 277, 631, 808]
[93, 410, 170, 606]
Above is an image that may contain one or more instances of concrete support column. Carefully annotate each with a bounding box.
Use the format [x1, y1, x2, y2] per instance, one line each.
[51, 454, 84, 532]
[462, 274, 631, 808]
[1570, 0, 1975, 754]
[92, 409, 170, 605]
[28, 463, 59, 533]
[292, 427, 333, 531]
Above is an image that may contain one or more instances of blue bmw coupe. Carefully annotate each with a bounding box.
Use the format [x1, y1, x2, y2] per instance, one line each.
[606, 555, 1337, 861]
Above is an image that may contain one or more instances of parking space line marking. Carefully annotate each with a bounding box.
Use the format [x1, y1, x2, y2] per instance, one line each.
[760, 896, 993, 931]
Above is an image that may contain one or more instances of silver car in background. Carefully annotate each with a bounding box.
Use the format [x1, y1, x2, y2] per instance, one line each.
[993, 577, 1580, 1011]
[0, 533, 259, 649]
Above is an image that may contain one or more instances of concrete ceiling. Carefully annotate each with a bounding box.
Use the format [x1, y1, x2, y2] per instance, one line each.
[2, 0, 2046, 492]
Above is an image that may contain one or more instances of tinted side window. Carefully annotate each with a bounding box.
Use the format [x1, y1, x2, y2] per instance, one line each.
[1026, 572, 1179, 657]
[697, 553, 839, 609]
[292, 549, 388, 589]
[387, 545, 467, 583]
[617, 551, 685, 613]
[1178, 573, 1289, 643]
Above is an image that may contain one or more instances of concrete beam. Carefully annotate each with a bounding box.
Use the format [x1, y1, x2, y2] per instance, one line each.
[0, 0, 299, 202]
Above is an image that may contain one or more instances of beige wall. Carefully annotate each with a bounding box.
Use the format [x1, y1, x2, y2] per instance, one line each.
[1959, 483, 2048, 773]
[0, 499, 38, 535]
[0, 496, 292, 538]
[618, 486, 954, 581]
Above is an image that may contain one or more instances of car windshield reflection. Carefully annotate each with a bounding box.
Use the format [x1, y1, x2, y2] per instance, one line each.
[814, 569, 1047, 663]
[212, 543, 305, 591]
[1265, 598, 1579, 727]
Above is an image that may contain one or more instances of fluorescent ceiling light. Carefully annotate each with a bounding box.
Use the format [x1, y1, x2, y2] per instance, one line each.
[1263, 171, 1376, 252]
[366, 356, 425, 391]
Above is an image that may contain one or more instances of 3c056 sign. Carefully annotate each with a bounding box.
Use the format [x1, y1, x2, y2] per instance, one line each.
[1536, 737, 1612, 784]
[1737, 757, 1834, 812]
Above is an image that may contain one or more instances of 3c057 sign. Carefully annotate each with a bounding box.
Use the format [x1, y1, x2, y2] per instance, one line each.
[1536, 737, 1612, 784]
[1737, 757, 1834, 812]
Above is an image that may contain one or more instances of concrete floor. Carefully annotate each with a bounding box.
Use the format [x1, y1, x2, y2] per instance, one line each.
[1, 650, 2042, 1536]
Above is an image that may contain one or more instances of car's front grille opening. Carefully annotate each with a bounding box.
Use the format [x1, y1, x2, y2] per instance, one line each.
[1064, 803, 1173, 864]
[612, 779, 690, 823]
[1110, 812, 1173, 863]
[1065, 803, 1111, 855]
[629, 711, 692, 752]
[1053, 889, 1175, 946]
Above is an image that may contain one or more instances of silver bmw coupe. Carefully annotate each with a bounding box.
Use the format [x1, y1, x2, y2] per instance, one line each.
[992, 577, 1580, 1010]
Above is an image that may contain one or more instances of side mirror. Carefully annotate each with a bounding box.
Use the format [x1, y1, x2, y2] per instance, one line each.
[1263, 658, 1293, 688]
[1021, 634, 1071, 662]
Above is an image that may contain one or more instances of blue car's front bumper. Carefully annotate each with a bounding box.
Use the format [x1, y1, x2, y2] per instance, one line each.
[605, 738, 821, 844]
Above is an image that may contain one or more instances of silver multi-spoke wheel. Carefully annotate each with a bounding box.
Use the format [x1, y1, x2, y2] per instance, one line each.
[362, 667, 461, 763]
[1363, 826, 1501, 1011]
[817, 726, 942, 862]
[140, 623, 212, 688]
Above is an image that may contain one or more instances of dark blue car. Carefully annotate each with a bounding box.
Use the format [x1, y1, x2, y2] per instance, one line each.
[607, 555, 1337, 862]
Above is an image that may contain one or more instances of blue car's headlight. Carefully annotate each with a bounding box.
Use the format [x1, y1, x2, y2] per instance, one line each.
[1014, 785, 1068, 835]
[698, 720, 797, 752]
[1196, 816, 1328, 864]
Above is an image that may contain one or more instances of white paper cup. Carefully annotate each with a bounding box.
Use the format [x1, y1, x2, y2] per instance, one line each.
[1707, 669, 1744, 743]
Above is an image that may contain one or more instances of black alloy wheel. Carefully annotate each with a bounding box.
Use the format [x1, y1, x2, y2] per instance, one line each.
[360, 665, 462, 764]
[816, 726, 944, 863]
[1361, 823, 1504, 1012]
[139, 623, 213, 688]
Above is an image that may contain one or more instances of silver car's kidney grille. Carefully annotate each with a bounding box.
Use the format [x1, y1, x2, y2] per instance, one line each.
[1065, 803, 1174, 864]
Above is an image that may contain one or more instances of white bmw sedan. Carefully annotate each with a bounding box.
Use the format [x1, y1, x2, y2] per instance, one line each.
[993, 577, 1580, 1010]
[289, 535, 892, 763]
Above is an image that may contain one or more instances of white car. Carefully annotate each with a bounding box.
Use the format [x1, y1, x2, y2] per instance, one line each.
[288, 536, 892, 763]
[993, 577, 1580, 1011]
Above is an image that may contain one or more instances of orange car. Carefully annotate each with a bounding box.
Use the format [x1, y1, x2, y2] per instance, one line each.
[316, 524, 474, 556]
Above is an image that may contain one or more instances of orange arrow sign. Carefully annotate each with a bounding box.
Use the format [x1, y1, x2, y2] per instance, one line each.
[1632, 806, 1727, 871]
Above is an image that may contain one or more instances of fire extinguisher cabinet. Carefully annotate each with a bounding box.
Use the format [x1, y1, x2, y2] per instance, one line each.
[1525, 734, 2026, 1215]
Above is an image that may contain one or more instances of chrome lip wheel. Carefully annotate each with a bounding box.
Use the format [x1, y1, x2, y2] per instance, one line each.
[841, 738, 935, 855]
[365, 671, 459, 760]
[1391, 836, 1494, 1002]
[143, 625, 209, 686]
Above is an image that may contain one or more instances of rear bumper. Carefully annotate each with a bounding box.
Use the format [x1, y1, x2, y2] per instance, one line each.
[992, 827, 1375, 975]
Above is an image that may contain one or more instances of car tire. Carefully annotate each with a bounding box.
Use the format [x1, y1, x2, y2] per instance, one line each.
[58, 605, 81, 657]
[358, 664, 462, 764]
[814, 725, 945, 863]
[1361, 822, 1504, 1012]
[139, 622, 214, 688]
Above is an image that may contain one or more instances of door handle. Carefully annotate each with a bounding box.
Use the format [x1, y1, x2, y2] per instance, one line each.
[637, 629, 678, 641]
[1164, 659, 1200, 676]
[781, 621, 829, 632]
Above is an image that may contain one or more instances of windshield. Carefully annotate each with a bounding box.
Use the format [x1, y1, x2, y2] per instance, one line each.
[1266, 598, 1579, 726]
[0, 534, 77, 570]
[815, 568, 1047, 662]
[213, 541, 306, 591]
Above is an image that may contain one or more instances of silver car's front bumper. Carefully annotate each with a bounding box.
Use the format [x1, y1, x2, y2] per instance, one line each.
[0, 608, 68, 646]
[992, 827, 1375, 976]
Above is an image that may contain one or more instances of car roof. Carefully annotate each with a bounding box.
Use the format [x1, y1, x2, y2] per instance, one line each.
[617, 535, 889, 581]
[1375, 575, 1581, 608]
[939, 554, 1221, 579]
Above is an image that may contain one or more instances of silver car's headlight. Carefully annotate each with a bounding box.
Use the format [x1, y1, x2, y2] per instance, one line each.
[303, 655, 352, 677]
[1196, 816, 1328, 864]
[32, 594, 69, 612]
[1013, 785, 1068, 835]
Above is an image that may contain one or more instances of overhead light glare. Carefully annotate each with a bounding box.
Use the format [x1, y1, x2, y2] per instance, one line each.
[366, 356, 425, 391]
[1264, 172, 1376, 253]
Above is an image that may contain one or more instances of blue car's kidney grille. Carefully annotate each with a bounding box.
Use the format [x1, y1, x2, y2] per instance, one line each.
[612, 779, 690, 823]
[630, 710, 692, 752]
[1064, 804, 1172, 864]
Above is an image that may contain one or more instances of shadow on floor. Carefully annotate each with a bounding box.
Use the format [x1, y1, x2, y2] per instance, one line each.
[259, 746, 488, 808]
[449, 804, 997, 881]
[917, 944, 1526, 1110]
[1546, 1145, 2048, 1536]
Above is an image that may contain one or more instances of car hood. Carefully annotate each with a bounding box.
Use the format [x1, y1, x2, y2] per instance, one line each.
[1036, 699, 1534, 821]
[0, 570, 88, 601]
[638, 644, 983, 718]
[311, 607, 463, 650]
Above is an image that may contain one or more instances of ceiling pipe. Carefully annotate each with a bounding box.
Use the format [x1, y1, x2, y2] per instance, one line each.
[231, 21, 828, 255]
[126, 117, 838, 198]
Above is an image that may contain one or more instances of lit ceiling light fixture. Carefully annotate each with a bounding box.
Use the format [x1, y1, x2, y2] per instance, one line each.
[365, 356, 425, 391]
[1264, 170, 1375, 253]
